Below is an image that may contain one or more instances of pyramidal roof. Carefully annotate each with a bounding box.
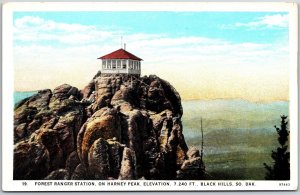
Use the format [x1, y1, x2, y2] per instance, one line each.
[98, 48, 143, 61]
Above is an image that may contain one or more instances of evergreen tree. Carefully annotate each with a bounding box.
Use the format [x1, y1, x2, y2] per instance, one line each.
[264, 115, 290, 180]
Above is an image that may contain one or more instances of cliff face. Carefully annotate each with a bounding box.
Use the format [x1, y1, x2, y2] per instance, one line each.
[14, 73, 205, 180]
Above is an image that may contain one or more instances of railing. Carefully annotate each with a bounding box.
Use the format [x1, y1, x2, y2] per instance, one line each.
[102, 69, 141, 74]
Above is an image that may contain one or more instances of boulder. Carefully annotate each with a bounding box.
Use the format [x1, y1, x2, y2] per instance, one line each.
[71, 163, 90, 180]
[53, 84, 80, 100]
[81, 80, 95, 99]
[79, 108, 122, 166]
[14, 141, 50, 180]
[34, 128, 64, 170]
[88, 138, 110, 179]
[187, 147, 201, 159]
[107, 138, 125, 178]
[14, 123, 27, 142]
[52, 109, 83, 157]
[65, 151, 80, 174]
[118, 147, 136, 180]
[45, 169, 70, 180]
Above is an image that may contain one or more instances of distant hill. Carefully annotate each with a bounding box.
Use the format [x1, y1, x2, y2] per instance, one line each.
[182, 99, 288, 180]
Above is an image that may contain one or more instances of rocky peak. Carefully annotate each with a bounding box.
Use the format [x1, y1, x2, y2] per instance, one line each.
[13, 72, 204, 180]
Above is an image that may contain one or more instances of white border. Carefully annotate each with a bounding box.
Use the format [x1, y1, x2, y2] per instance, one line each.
[1, 2, 297, 11]
[2, 2, 298, 191]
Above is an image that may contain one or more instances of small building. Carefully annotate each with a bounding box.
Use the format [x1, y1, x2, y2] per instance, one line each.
[98, 48, 143, 76]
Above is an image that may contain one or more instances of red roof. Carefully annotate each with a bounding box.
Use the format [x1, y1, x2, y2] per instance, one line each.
[98, 48, 143, 61]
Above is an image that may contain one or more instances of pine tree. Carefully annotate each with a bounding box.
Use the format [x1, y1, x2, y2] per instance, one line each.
[264, 115, 290, 180]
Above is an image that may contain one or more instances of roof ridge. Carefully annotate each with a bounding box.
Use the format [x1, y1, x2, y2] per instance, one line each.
[98, 48, 143, 61]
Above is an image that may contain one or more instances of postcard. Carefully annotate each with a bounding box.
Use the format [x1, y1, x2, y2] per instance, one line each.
[2, 2, 298, 191]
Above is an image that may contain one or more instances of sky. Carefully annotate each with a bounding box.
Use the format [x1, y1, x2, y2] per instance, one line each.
[13, 11, 290, 102]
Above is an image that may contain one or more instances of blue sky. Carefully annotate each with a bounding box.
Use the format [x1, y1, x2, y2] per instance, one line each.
[13, 11, 290, 102]
[14, 12, 288, 45]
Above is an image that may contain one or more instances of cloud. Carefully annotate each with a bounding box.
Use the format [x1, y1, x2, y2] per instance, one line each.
[14, 16, 119, 45]
[15, 16, 93, 31]
[233, 14, 289, 29]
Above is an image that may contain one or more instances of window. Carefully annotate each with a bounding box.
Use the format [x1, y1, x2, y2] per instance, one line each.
[107, 60, 111, 69]
[129, 60, 133, 69]
[117, 60, 121, 69]
[112, 60, 116, 69]
[102, 60, 106, 69]
[122, 60, 126, 69]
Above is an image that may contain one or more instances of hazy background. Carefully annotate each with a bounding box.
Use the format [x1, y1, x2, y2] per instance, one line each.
[182, 99, 289, 179]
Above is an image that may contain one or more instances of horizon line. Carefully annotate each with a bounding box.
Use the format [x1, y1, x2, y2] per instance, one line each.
[14, 90, 289, 104]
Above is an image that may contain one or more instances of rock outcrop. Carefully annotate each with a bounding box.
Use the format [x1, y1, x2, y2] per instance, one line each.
[13, 72, 205, 180]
